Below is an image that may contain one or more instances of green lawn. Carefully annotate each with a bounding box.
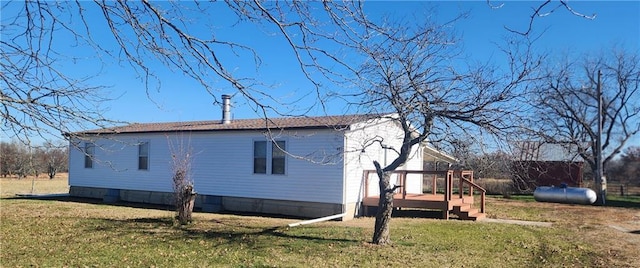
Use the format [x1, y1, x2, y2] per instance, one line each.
[1, 197, 631, 267]
[1, 178, 638, 267]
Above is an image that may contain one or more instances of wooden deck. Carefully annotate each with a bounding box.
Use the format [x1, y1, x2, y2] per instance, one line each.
[362, 170, 486, 221]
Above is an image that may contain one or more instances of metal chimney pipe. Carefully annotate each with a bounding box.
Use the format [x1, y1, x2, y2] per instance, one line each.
[222, 94, 231, 124]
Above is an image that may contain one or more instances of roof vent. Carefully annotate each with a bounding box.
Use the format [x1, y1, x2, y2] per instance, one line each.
[222, 94, 232, 124]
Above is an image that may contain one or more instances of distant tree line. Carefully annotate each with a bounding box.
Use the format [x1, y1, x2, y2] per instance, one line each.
[607, 146, 640, 186]
[453, 145, 640, 193]
[0, 141, 68, 179]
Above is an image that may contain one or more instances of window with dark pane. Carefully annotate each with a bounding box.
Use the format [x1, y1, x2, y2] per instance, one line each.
[84, 143, 94, 168]
[253, 141, 267, 174]
[272, 141, 286, 174]
[138, 142, 149, 170]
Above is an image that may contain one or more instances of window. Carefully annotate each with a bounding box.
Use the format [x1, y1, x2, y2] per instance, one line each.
[138, 142, 149, 170]
[84, 143, 94, 168]
[253, 140, 286, 175]
[272, 141, 286, 174]
[253, 141, 267, 174]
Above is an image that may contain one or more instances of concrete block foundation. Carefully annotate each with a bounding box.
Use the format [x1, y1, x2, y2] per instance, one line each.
[69, 186, 356, 220]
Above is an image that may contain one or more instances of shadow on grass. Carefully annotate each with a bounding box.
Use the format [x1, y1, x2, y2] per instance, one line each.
[391, 209, 443, 219]
[5, 195, 176, 211]
[364, 207, 448, 220]
[19, 195, 465, 221]
[91, 216, 360, 250]
[604, 197, 640, 209]
[8, 195, 363, 247]
[8, 194, 473, 223]
[5, 195, 317, 221]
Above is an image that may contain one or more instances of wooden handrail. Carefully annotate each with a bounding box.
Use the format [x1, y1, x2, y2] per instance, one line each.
[457, 170, 475, 198]
[362, 170, 449, 175]
[459, 176, 486, 213]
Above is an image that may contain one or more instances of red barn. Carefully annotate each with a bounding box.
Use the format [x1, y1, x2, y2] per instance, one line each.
[512, 141, 585, 190]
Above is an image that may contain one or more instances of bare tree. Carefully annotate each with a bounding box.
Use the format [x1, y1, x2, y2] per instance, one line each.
[1, 142, 12, 177]
[0, 141, 68, 179]
[527, 47, 640, 194]
[1, 3, 120, 145]
[0, 141, 20, 177]
[607, 146, 640, 193]
[168, 136, 196, 225]
[330, 9, 543, 243]
[1, 0, 599, 244]
[3, 1, 588, 143]
[1, 1, 365, 145]
[40, 142, 68, 179]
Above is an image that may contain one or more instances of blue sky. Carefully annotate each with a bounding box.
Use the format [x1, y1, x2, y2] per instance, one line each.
[2, 1, 639, 147]
[96, 1, 639, 123]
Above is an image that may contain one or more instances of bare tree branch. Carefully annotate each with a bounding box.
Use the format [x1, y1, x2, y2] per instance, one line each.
[488, 0, 596, 36]
[525, 46, 640, 181]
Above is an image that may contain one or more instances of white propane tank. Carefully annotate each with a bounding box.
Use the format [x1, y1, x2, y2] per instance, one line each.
[534, 184, 597, 205]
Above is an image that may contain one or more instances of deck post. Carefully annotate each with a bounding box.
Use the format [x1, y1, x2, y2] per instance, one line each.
[446, 170, 453, 201]
[364, 170, 369, 199]
[432, 174, 437, 195]
[401, 171, 407, 200]
[442, 209, 449, 220]
[458, 170, 464, 198]
[468, 171, 474, 197]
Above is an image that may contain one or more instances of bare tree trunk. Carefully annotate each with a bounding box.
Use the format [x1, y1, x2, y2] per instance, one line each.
[372, 161, 398, 245]
[174, 171, 196, 225]
[47, 164, 56, 180]
[177, 184, 196, 224]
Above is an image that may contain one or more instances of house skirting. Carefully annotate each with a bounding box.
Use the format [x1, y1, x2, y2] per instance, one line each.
[69, 186, 356, 220]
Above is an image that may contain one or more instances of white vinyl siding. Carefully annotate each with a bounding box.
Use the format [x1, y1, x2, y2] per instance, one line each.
[69, 130, 345, 203]
[67, 118, 420, 206]
[342, 117, 424, 204]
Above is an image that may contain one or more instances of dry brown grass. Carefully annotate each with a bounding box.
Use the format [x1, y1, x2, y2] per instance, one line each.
[0, 173, 69, 197]
[488, 196, 640, 267]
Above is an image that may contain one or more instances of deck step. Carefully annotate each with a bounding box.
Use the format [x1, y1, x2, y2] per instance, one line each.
[463, 212, 486, 221]
[452, 204, 485, 221]
[452, 203, 471, 213]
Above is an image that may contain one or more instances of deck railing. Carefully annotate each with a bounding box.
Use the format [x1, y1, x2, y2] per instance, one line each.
[363, 170, 449, 199]
[363, 169, 485, 213]
[458, 171, 486, 213]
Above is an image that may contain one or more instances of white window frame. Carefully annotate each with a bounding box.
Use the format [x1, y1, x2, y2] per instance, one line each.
[252, 139, 287, 175]
[138, 141, 150, 170]
[253, 140, 267, 174]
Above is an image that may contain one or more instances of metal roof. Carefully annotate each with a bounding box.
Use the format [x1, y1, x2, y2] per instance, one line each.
[75, 114, 383, 135]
